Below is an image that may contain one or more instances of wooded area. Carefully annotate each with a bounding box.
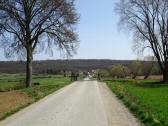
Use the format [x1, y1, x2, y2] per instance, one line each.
[0, 60, 133, 74]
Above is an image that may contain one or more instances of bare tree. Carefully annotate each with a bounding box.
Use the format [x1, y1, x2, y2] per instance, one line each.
[130, 60, 142, 79]
[116, 0, 168, 82]
[142, 56, 155, 79]
[0, 0, 79, 87]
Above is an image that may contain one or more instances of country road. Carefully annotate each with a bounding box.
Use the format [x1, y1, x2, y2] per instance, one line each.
[0, 79, 140, 126]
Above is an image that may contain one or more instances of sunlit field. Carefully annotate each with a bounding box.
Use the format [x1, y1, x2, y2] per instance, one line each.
[0, 74, 71, 120]
[105, 79, 168, 126]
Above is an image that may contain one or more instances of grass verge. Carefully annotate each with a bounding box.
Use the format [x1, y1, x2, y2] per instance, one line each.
[0, 74, 71, 121]
[105, 79, 168, 126]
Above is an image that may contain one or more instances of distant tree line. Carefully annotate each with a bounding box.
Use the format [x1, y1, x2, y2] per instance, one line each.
[0, 60, 134, 74]
[0, 59, 161, 79]
[98, 59, 161, 80]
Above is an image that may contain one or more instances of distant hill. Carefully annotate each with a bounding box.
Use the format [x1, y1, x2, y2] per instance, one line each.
[0, 59, 134, 74]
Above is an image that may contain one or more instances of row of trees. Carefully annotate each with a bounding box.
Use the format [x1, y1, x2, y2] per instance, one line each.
[0, 0, 79, 87]
[98, 59, 161, 79]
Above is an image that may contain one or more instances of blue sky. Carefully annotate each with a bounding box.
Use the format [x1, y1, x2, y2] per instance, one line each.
[0, 0, 137, 61]
[72, 0, 136, 60]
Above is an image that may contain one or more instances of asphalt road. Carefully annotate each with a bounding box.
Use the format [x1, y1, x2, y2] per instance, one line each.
[0, 80, 140, 126]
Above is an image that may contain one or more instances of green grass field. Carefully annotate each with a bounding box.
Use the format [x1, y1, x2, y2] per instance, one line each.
[105, 79, 168, 126]
[22, 75, 71, 100]
[0, 74, 25, 91]
[0, 74, 72, 100]
[0, 74, 71, 120]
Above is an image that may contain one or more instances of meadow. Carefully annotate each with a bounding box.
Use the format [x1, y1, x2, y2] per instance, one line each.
[0, 74, 71, 120]
[105, 79, 168, 126]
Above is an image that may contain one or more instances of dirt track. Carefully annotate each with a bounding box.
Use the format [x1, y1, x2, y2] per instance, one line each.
[0, 80, 141, 126]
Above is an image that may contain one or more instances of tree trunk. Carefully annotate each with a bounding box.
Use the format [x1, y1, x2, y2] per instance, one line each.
[63, 70, 66, 77]
[132, 75, 136, 79]
[26, 47, 33, 88]
[144, 74, 149, 79]
[163, 62, 168, 82]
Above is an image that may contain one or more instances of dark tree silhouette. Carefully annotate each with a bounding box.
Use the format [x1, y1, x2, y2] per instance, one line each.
[142, 56, 155, 79]
[116, 0, 168, 82]
[0, 0, 79, 87]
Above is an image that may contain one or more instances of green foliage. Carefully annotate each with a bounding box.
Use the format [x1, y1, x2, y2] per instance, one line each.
[98, 69, 110, 78]
[110, 64, 130, 78]
[106, 79, 168, 126]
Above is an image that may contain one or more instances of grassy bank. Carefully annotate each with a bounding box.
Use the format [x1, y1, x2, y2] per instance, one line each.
[0, 74, 71, 120]
[105, 79, 168, 126]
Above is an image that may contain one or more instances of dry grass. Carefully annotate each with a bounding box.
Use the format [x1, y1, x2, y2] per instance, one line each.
[0, 75, 71, 120]
[148, 75, 163, 80]
[0, 91, 32, 118]
[136, 75, 163, 80]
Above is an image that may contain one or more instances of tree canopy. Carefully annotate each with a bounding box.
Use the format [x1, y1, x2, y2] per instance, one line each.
[116, 0, 168, 81]
[0, 0, 79, 87]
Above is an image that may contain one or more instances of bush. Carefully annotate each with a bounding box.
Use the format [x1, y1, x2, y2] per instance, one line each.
[110, 65, 130, 78]
[98, 69, 111, 78]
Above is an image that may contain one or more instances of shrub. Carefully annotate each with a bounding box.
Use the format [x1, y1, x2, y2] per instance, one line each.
[110, 65, 130, 78]
[130, 60, 143, 79]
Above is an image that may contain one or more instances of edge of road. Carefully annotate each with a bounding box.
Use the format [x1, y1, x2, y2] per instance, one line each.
[1, 79, 142, 126]
[0, 81, 76, 125]
[98, 82, 142, 126]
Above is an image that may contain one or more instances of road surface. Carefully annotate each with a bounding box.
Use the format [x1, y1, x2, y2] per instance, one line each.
[0, 80, 140, 126]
